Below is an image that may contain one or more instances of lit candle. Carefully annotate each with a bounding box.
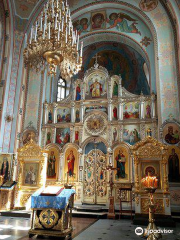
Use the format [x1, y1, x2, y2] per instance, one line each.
[48, 22, 51, 39]
[40, 16, 43, 31]
[59, 9, 61, 20]
[30, 27, 33, 43]
[55, 14, 58, 29]
[66, 27, 68, 43]
[43, 23, 46, 39]
[62, 17, 64, 30]
[77, 34, 79, 50]
[65, 12, 67, 23]
[80, 41, 83, 57]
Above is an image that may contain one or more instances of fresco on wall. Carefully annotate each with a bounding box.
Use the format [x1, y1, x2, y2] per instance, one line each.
[73, 10, 141, 35]
[85, 44, 150, 95]
[163, 123, 180, 145]
[57, 108, 71, 123]
[113, 146, 129, 180]
[139, 0, 158, 12]
[91, 11, 106, 30]
[56, 128, 70, 147]
[73, 18, 90, 35]
[123, 125, 140, 145]
[107, 13, 141, 35]
[123, 102, 139, 119]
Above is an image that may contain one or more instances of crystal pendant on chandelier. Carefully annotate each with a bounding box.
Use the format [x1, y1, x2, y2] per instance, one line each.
[23, 0, 83, 79]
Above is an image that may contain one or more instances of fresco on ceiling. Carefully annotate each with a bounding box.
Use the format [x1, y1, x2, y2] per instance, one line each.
[107, 12, 141, 35]
[81, 42, 150, 95]
[139, 0, 158, 12]
[73, 10, 141, 36]
[14, 0, 38, 19]
[91, 11, 106, 30]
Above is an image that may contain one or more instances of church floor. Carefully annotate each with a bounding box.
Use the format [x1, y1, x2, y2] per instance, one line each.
[0, 217, 179, 240]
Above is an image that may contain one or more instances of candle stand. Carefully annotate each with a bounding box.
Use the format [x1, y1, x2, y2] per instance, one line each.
[141, 173, 162, 240]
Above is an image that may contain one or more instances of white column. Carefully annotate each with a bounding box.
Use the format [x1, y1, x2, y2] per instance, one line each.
[44, 102, 49, 124]
[80, 103, 84, 122]
[118, 100, 123, 120]
[118, 75, 122, 97]
[108, 99, 112, 121]
[72, 83, 76, 101]
[71, 102, 75, 123]
[140, 93, 145, 119]
[151, 92, 156, 118]
[108, 80, 112, 99]
[53, 102, 57, 123]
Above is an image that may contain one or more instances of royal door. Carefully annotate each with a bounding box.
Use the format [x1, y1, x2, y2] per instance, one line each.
[83, 149, 107, 204]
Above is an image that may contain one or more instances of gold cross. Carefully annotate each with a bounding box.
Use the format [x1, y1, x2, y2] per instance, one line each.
[93, 53, 101, 65]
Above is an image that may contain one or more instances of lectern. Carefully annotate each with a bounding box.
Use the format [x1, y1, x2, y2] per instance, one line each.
[29, 188, 75, 240]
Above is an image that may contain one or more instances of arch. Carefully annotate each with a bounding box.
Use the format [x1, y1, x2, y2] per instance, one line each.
[62, 143, 80, 153]
[81, 136, 109, 152]
[112, 141, 132, 151]
[45, 143, 62, 152]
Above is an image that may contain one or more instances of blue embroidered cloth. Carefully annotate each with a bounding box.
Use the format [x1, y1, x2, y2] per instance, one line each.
[31, 188, 75, 210]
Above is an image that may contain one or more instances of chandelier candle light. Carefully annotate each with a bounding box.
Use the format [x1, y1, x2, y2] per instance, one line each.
[24, 0, 83, 78]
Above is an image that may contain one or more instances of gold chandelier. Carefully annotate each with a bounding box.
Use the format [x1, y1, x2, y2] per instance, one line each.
[23, 0, 83, 78]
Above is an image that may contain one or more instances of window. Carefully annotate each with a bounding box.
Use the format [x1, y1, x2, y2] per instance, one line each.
[57, 77, 66, 101]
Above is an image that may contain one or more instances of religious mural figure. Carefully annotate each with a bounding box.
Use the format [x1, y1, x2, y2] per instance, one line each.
[23, 133, 31, 145]
[46, 132, 51, 145]
[165, 126, 180, 145]
[56, 128, 70, 147]
[90, 79, 103, 97]
[25, 166, 36, 184]
[76, 84, 81, 101]
[0, 157, 9, 181]
[75, 131, 79, 143]
[123, 126, 140, 145]
[146, 104, 151, 118]
[47, 151, 56, 178]
[75, 110, 80, 122]
[100, 169, 104, 180]
[113, 128, 117, 142]
[57, 108, 71, 123]
[115, 150, 125, 178]
[113, 106, 118, 120]
[107, 13, 141, 35]
[168, 148, 179, 182]
[147, 128, 152, 137]
[67, 150, 75, 177]
[73, 18, 89, 35]
[113, 81, 118, 96]
[92, 12, 105, 30]
[48, 110, 53, 123]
